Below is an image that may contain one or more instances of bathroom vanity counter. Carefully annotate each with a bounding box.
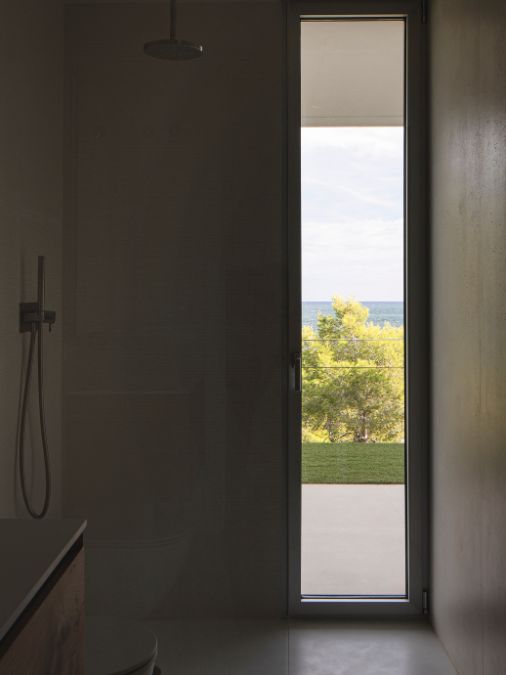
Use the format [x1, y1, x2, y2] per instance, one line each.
[0, 519, 86, 674]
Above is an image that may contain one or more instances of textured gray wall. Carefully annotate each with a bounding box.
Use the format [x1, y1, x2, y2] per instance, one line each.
[430, 0, 506, 672]
[0, 2, 63, 517]
[63, 2, 286, 617]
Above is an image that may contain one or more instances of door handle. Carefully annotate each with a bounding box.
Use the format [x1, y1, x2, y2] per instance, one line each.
[291, 352, 302, 392]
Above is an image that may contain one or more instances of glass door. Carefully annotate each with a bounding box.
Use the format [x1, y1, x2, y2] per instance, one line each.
[288, 1, 428, 615]
[301, 18, 406, 598]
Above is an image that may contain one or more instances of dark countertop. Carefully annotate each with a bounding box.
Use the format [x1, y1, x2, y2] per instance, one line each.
[0, 519, 86, 642]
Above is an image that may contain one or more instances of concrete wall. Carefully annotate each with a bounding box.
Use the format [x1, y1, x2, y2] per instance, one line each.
[63, 1, 286, 618]
[430, 0, 506, 672]
[0, 2, 63, 517]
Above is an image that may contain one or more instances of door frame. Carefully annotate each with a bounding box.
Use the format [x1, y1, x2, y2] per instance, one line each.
[286, 0, 429, 617]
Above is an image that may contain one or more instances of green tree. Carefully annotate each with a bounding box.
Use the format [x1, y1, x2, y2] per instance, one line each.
[302, 297, 404, 443]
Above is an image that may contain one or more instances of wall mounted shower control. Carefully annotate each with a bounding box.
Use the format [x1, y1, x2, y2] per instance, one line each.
[19, 303, 56, 332]
[19, 257, 56, 333]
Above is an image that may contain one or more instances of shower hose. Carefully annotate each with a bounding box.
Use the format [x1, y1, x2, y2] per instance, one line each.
[18, 322, 51, 519]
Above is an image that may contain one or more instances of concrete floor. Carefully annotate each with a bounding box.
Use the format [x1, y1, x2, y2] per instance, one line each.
[302, 485, 406, 596]
[147, 619, 458, 674]
[143, 487, 455, 674]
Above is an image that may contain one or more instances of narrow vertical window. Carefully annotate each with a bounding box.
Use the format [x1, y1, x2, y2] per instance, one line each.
[300, 19, 406, 598]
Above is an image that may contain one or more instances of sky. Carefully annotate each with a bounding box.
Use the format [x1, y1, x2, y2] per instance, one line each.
[302, 127, 404, 302]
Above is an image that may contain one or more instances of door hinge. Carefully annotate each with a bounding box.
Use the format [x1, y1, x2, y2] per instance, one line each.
[422, 589, 430, 614]
[421, 0, 428, 23]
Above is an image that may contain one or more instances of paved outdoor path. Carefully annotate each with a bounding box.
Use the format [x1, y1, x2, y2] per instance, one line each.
[301, 484, 406, 596]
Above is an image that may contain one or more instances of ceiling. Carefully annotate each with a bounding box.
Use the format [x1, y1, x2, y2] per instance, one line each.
[301, 20, 404, 126]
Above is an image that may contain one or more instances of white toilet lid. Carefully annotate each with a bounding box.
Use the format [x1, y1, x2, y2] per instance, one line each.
[86, 616, 157, 675]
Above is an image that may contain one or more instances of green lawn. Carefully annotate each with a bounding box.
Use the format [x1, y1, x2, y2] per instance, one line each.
[302, 442, 405, 484]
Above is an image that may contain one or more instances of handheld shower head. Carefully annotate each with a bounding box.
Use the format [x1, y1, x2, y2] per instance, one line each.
[144, 0, 203, 61]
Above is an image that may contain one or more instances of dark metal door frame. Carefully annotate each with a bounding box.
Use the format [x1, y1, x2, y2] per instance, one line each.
[286, 0, 429, 617]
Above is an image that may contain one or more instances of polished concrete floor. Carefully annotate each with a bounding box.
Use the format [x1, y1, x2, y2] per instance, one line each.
[146, 620, 458, 674]
[302, 485, 406, 596]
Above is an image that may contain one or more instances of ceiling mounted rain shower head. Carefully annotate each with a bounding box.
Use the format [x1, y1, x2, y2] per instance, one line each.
[144, 38, 203, 61]
[144, 0, 203, 61]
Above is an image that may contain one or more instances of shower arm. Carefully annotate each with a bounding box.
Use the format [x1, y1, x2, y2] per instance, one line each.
[169, 0, 176, 41]
[143, 0, 203, 60]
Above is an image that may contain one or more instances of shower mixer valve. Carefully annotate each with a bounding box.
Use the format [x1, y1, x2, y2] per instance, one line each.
[19, 303, 56, 332]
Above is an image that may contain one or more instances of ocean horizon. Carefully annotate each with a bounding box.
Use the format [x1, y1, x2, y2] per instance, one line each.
[302, 300, 403, 331]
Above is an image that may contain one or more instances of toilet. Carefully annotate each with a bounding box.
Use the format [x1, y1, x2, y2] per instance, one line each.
[86, 617, 158, 675]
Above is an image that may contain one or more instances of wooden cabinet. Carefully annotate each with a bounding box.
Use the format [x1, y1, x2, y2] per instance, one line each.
[0, 542, 85, 675]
